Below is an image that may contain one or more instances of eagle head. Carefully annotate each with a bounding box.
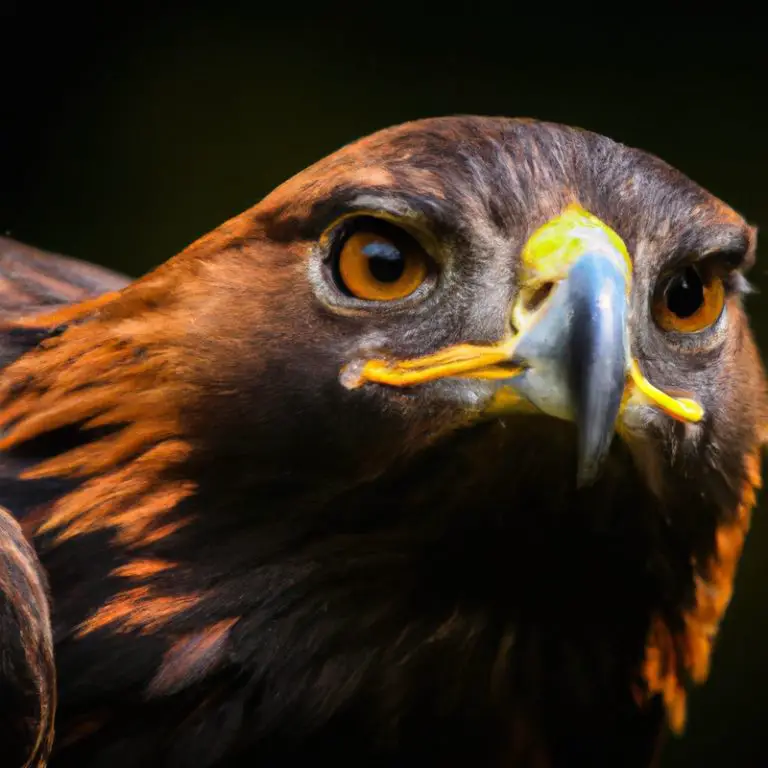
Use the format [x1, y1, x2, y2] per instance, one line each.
[2, 116, 766, 766]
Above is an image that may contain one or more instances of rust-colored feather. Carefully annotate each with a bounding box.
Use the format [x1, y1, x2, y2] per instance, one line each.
[76, 586, 203, 637]
[0, 256, 207, 642]
[0, 279, 195, 552]
[640, 446, 764, 732]
[148, 618, 239, 696]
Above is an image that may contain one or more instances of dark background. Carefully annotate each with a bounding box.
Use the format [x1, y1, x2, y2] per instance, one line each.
[2, 5, 767, 764]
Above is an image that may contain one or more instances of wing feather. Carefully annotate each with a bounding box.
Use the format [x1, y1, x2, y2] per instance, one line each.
[0, 507, 55, 767]
[0, 236, 131, 319]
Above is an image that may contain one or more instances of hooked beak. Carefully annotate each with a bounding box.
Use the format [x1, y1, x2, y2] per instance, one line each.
[343, 205, 703, 485]
[509, 249, 628, 485]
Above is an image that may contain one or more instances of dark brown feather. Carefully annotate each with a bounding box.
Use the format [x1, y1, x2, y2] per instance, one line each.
[0, 507, 55, 767]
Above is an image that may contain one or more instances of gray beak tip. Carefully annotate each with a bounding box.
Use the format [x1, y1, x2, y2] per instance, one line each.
[575, 392, 621, 488]
[576, 452, 606, 488]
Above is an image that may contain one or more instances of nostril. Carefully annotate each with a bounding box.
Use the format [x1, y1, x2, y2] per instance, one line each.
[511, 282, 557, 336]
[524, 282, 555, 313]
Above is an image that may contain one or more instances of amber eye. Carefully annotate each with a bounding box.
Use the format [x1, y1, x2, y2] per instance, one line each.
[332, 218, 430, 301]
[653, 265, 725, 333]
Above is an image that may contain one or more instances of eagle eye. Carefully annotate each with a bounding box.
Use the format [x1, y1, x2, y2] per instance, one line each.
[331, 217, 431, 301]
[653, 264, 725, 333]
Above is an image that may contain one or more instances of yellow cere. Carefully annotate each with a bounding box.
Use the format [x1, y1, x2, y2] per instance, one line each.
[520, 203, 633, 291]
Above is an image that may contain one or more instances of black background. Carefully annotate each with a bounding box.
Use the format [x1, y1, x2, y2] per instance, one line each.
[2, 5, 767, 764]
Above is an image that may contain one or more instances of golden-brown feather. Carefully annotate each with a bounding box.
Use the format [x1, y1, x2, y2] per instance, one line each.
[640, 446, 763, 732]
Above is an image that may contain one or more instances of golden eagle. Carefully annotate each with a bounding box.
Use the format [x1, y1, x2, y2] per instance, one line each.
[0, 117, 765, 767]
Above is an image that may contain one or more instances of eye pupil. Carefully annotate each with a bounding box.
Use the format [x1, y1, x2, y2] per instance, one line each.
[362, 242, 406, 283]
[666, 267, 704, 318]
